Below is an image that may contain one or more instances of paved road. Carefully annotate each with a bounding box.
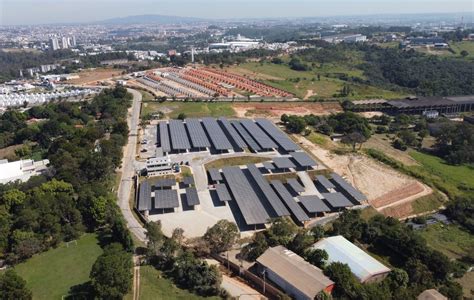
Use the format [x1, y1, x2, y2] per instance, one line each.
[117, 88, 147, 242]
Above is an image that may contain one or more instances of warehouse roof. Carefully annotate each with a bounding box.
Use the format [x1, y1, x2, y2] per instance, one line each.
[257, 246, 334, 298]
[312, 236, 391, 283]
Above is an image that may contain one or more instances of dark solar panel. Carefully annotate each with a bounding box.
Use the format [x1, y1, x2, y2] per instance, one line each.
[215, 184, 232, 202]
[169, 119, 191, 150]
[231, 121, 261, 152]
[185, 187, 200, 206]
[153, 178, 176, 188]
[263, 162, 275, 170]
[208, 168, 223, 182]
[154, 189, 179, 209]
[298, 195, 331, 213]
[159, 122, 171, 153]
[240, 119, 278, 149]
[185, 118, 211, 148]
[330, 173, 367, 203]
[201, 117, 233, 150]
[222, 166, 270, 225]
[255, 118, 300, 151]
[246, 164, 290, 217]
[290, 152, 317, 167]
[287, 178, 305, 193]
[219, 117, 247, 148]
[138, 181, 152, 211]
[182, 176, 194, 186]
[273, 157, 296, 169]
[316, 175, 335, 190]
[270, 180, 310, 223]
[322, 192, 354, 208]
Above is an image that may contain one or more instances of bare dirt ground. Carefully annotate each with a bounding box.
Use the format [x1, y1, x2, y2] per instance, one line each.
[233, 102, 342, 119]
[294, 135, 432, 218]
[304, 89, 315, 100]
[68, 68, 125, 85]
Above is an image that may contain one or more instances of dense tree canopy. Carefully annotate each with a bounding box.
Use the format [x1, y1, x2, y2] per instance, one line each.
[0, 270, 32, 300]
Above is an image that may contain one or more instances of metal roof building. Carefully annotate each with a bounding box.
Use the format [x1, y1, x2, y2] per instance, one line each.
[222, 166, 270, 225]
[312, 236, 391, 283]
[257, 246, 334, 299]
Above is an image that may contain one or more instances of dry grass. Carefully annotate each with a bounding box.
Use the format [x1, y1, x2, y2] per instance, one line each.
[68, 68, 125, 85]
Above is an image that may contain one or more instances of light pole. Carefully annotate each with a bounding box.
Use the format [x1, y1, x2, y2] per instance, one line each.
[261, 269, 266, 294]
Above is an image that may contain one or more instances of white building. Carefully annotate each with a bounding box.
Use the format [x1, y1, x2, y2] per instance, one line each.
[343, 34, 367, 43]
[312, 236, 391, 283]
[61, 37, 69, 49]
[49, 37, 60, 51]
[146, 156, 172, 176]
[0, 159, 50, 184]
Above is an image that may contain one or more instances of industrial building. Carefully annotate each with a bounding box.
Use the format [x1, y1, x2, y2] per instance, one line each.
[256, 246, 334, 300]
[0, 159, 50, 184]
[312, 236, 391, 283]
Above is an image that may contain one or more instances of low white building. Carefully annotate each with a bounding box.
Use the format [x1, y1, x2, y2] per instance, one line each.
[0, 159, 50, 184]
[146, 156, 172, 176]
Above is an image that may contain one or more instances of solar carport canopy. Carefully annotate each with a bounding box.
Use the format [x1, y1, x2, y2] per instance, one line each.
[231, 120, 261, 151]
[138, 181, 152, 211]
[219, 117, 247, 148]
[185, 187, 200, 206]
[316, 175, 335, 190]
[201, 117, 233, 150]
[159, 122, 171, 152]
[298, 195, 331, 213]
[287, 178, 305, 193]
[153, 178, 176, 188]
[240, 119, 277, 149]
[271, 180, 310, 223]
[256, 118, 300, 151]
[331, 173, 367, 203]
[169, 119, 191, 150]
[273, 157, 296, 169]
[208, 168, 223, 182]
[185, 118, 211, 148]
[182, 176, 194, 186]
[222, 166, 270, 225]
[154, 189, 179, 209]
[291, 152, 317, 168]
[322, 192, 354, 208]
[246, 164, 290, 217]
[215, 184, 232, 202]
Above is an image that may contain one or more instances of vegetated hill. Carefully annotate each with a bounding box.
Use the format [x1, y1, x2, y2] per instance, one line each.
[99, 14, 205, 25]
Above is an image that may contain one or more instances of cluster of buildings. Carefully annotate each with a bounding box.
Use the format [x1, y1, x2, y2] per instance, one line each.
[49, 35, 77, 51]
[0, 89, 97, 109]
[322, 33, 367, 44]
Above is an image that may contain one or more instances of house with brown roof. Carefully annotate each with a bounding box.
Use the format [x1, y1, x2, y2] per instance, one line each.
[256, 246, 334, 300]
[418, 289, 448, 300]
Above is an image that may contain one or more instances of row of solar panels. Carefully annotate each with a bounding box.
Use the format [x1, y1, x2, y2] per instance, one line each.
[137, 176, 196, 211]
[158, 118, 301, 153]
[211, 166, 366, 226]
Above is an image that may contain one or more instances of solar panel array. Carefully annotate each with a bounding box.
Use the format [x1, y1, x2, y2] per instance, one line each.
[208, 168, 223, 182]
[270, 180, 310, 223]
[256, 118, 300, 151]
[330, 173, 367, 203]
[219, 117, 247, 148]
[273, 157, 296, 169]
[287, 178, 305, 193]
[240, 119, 278, 149]
[290, 152, 317, 168]
[263, 162, 275, 171]
[315, 175, 335, 190]
[185, 118, 211, 148]
[246, 164, 290, 217]
[185, 187, 200, 206]
[201, 117, 233, 150]
[153, 178, 176, 188]
[182, 176, 194, 186]
[322, 192, 354, 208]
[169, 119, 191, 150]
[159, 122, 171, 152]
[298, 195, 331, 213]
[215, 183, 232, 202]
[154, 189, 179, 209]
[222, 166, 270, 225]
[230, 120, 261, 152]
[138, 181, 152, 211]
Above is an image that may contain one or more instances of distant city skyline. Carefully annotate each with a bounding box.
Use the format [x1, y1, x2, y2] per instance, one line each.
[0, 0, 472, 25]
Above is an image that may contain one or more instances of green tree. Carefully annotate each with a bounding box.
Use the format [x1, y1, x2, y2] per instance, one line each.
[460, 50, 469, 57]
[90, 243, 133, 300]
[265, 217, 299, 247]
[241, 232, 268, 261]
[204, 220, 239, 253]
[177, 113, 186, 120]
[0, 270, 32, 300]
[341, 131, 368, 151]
[324, 262, 361, 299]
[304, 248, 328, 269]
[1, 189, 26, 210]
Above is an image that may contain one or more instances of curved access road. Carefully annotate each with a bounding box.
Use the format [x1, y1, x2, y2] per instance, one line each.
[117, 88, 147, 242]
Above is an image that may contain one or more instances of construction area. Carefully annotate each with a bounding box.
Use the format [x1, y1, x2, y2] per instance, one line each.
[135, 117, 368, 237]
[136, 67, 294, 99]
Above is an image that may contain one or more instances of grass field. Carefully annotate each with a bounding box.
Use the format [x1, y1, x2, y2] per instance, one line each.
[409, 151, 474, 197]
[410, 192, 446, 215]
[138, 266, 220, 300]
[419, 223, 474, 260]
[204, 156, 270, 170]
[140, 90, 155, 101]
[12, 233, 102, 300]
[450, 41, 474, 59]
[141, 102, 236, 119]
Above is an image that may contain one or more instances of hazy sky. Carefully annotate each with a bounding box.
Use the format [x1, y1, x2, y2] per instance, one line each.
[0, 0, 472, 25]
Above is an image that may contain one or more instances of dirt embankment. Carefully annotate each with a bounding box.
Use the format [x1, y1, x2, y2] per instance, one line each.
[295, 135, 432, 218]
[233, 102, 342, 119]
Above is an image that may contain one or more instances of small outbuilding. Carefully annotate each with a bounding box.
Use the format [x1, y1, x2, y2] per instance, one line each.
[417, 289, 448, 300]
